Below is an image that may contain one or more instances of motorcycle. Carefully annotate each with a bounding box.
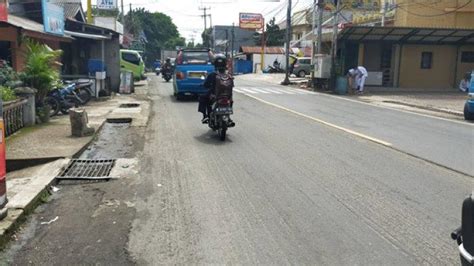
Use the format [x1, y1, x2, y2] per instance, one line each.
[69, 79, 94, 104]
[267, 64, 285, 73]
[451, 194, 473, 266]
[208, 96, 235, 141]
[161, 66, 173, 82]
[46, 82, 88, 116]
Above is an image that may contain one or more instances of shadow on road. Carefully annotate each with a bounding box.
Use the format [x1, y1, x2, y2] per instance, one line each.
[194, 130, 233, 145]
[168, 95, 199, 103]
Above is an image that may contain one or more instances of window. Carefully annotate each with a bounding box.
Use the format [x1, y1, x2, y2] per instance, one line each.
[461, 51, 474, 63]
[420, 52, 432, 69]
[122, 52, 140, 65]
[180, 51, 210, 65]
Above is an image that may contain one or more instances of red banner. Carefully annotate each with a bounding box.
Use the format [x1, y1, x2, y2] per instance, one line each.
[0, 3, 7, 22]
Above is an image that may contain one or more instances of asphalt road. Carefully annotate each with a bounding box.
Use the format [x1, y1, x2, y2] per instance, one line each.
[235, 76, 474, 176]
[128, 75, 471, 264]
[3, 75, 472, 265]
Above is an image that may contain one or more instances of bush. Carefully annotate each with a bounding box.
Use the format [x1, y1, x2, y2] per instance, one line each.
[0, 86, 17, 102]
[0, 60, 19, 88]
[20, 40, 62, 104]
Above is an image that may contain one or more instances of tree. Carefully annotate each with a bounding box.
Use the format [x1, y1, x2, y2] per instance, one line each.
[126, 8, 184, 66]
[265, 17, 285, 46]
[254, 17, 285, 46]
[201, 29, 213, 49]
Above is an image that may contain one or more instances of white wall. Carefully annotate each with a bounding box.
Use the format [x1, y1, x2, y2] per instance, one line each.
[252, 54, 287, 72]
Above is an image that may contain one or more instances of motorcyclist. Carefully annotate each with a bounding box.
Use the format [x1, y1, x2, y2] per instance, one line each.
[198, 54, 234, 125]
[161, 58, 173, 75]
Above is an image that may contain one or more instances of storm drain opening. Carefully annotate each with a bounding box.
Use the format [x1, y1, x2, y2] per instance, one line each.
[119, 103, 140, 108]
[106, 118, 132, 124]
[57, 159, 116, 180]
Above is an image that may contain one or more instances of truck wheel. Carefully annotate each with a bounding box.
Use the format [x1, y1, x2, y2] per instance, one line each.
[298, 70, 306, 78]
[464, 103, 474, 120]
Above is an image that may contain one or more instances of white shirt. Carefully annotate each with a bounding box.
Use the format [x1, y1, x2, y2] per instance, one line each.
[357, 66, 368, 77]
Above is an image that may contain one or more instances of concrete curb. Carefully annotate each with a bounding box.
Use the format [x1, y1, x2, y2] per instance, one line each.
[380, 100, 464, 117]
[0, 159, 70, 249]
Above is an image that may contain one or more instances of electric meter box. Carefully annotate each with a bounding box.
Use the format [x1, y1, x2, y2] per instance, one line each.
[314, 54, 331, 79]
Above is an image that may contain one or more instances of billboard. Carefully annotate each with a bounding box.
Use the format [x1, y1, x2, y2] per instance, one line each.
[42, 0, 64, 35]
[0, 0, 7, 22]
[97, 0, 117, 10]
[239, 13, 264, 30]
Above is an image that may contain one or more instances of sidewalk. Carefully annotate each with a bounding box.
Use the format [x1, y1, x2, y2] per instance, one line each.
[0, 80, 151, 246]
[238, 73, 467, 119]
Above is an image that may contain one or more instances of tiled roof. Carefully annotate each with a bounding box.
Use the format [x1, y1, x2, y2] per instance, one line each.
[58, 3, 84, 20]
[240, 46, 285, 54]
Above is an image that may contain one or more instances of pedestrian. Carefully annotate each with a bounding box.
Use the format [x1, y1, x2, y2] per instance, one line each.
[347, 66, 368, 94]
[459, 72, 471, 93]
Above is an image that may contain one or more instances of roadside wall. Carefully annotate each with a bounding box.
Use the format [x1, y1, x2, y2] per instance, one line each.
[399, 44, 457, 89]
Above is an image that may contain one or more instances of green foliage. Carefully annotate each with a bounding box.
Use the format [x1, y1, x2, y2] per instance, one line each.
[254, 17, 285, 46]
[127, 8, 184, 66]
[0, 86, 17, 102]
[20, 40, 62, 103]
[0, 61, 19, 88]
[92, 8, 119, 18]
[201, 29, 213, 49]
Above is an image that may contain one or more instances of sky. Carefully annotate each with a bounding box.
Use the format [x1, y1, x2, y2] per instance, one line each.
[82, 0, 314, 43]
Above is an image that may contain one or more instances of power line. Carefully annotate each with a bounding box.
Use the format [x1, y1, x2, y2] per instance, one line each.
[395, 0, 473, 18]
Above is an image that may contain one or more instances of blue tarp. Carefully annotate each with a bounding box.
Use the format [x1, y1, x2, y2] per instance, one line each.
[234, 60, 253, 74]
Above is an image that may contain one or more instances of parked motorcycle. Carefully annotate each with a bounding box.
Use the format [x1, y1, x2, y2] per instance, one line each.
[68, 79, 94, 104]
[46, 82, 89, 116]
[451, 194, 473, 266]
[267, 64, 285, 73]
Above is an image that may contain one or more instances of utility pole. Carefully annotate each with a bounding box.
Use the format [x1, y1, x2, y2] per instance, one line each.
[87, 0, 92, 24]
[310, 0, 317, 85]
[381, 1, 389, 26]
[225, 29, 229, 57]
[231, 23, 235, 58]
[330, 0, 340, 89]
[317, 0, 323, 54]
[129, 3, 132, 20]
[199, 7, 209, 30]
[121, 0, 124, 24]
[281, 0, 292, 85]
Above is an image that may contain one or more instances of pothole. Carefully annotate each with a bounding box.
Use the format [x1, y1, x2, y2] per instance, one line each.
[119, 103, 140, 108]
[106, 118, 132, 124]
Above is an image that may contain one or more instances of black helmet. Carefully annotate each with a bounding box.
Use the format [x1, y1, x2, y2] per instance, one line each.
[166, 57, 171, 63]
[213, 54, 227, 70]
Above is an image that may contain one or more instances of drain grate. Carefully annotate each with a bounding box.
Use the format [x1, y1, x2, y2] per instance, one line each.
[57, 159, 116, 180]
[119, 103, 140, 108]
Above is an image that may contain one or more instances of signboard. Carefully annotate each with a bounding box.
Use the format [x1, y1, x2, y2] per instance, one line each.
[97, 0, 117, 10]
[0, 0, 7, 22]
[239, 13, 264, 30]
[42, 0, 64, 36]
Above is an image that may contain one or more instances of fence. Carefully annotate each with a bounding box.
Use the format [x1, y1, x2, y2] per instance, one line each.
[3, 98, 28, 137]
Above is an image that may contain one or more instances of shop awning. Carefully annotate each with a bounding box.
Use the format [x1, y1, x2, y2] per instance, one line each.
[338, 25, 474, 44]
[3, 15, 72, 42]
[64, 30, 111, 40]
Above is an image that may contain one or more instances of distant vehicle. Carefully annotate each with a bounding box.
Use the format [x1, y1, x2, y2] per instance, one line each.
[173, 49, 214, 100]
[464, 92, 474, 120]
[154, 60, 161, 76]
[292, 57, 312, 78]
[120, 49, 145, 80]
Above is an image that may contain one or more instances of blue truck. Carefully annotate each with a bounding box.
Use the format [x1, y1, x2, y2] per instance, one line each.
[173, 49, 214, 100]
[464, 72, 474, 121]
